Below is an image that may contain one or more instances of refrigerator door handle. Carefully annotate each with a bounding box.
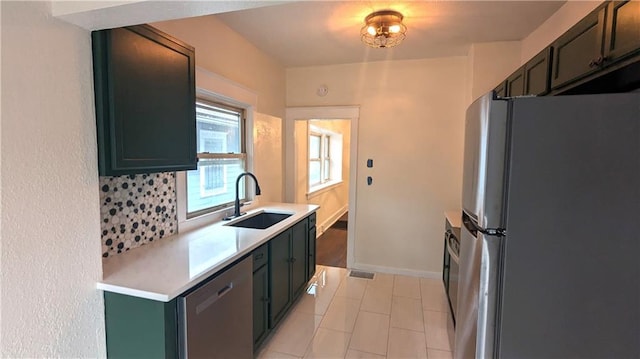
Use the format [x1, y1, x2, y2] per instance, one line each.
[447, 239, 460, 264]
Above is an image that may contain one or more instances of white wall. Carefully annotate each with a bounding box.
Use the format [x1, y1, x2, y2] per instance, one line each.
[466, 42, 522, 104]
[294, 120, 350, 233]
[287, 58, 467, 276]
[1, 1, 106, 357]
[254, 113, 284, 203]
[153, 15, 286, 119]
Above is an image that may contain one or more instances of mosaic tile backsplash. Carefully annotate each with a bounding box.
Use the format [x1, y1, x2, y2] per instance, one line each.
[100, 172, 177, 257]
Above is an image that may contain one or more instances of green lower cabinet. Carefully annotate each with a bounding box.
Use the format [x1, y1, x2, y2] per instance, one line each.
[269, 230, 292, 328]
[268, 216, 315, 329]
[104, 213, 318, 357]
[307, 225, 317, 281]
[291, 219, 308, 298]
[253, 264, 270, 349]
[104, 292, 178, 359]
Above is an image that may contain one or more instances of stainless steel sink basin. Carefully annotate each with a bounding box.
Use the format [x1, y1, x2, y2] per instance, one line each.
[227, 212, 292, 230]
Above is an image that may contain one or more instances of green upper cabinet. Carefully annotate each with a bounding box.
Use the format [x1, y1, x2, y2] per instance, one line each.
[92, 25, 197, 176]
[506, 67, 525, 97]
[504, 48, 551, 97]
[551, 1, 640, 90]
[603, 1, 640, 63]
[493, 80, 508, 98]
[524, 47, 553, 96]
[550, 4, 607, 90]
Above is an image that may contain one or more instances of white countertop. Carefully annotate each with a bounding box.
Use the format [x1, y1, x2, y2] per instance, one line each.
[445, 210, 462, 228]
[98, 203, 319, 302]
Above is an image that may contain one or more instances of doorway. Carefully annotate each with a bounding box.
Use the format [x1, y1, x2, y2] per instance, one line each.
[285, 106, 359, 269]
[316, 211, 348, 267]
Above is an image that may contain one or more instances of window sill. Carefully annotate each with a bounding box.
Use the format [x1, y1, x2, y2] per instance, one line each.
[307, 180, 343, 200]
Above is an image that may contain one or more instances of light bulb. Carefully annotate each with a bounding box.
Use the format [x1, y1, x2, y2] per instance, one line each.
[367, 26, 377, 36]
[389, 24, 401, 33]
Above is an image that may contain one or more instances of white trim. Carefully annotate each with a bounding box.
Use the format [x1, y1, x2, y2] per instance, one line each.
[306, 180, 343, 199]
[195, 67, 257, 108]
[316, 204, 348, 235]
[351, 262, 442, 279]
[176, 68, 257, 233]
[285, 105, 360, 269]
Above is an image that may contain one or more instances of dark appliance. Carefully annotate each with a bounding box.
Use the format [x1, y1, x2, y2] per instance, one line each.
[442, 211, 461, 350]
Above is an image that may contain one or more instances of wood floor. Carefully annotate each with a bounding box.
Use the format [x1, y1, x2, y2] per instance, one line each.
[316, 213, 348, 268]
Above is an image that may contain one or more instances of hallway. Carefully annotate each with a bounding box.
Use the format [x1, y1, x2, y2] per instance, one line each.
[316, 213, 348, 268]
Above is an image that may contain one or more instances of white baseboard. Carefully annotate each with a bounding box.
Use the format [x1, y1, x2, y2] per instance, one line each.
[317, 204, 348, 236]
[350, 262, 441, 279]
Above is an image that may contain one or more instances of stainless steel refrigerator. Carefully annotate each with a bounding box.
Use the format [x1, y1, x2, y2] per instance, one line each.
[456, 92, 640, 358]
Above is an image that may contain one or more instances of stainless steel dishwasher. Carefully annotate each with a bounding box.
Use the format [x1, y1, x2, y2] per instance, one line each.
[178, 256, 253, 358]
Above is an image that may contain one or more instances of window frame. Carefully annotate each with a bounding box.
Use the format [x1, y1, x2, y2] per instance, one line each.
[308, 131, 331, 187]
[186, 99, 247, 219]
[308, 124, 342, 196]
[176, 75, 257, 233]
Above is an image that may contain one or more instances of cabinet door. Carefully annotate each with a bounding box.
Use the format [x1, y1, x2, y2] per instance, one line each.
[291, 220, 308, 298]
[524, 47, 552, 95]
[551, 5, 607, 90]
[269, 231, 291, 327]
[604, 1, 640, 63]
[104, 292, 178, 358]
[307, 226, 317, 282]
[253, 265, 269, 349]
[494, 80, 507, 98]
[506, 67, 525, 97]
[92, 25, 197, 176]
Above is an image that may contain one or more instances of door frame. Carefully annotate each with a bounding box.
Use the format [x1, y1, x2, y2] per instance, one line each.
[285, 106, 359, 269]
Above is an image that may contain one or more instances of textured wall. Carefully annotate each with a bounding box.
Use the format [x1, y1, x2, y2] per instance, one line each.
[100, 173, 177, 257]
[1, 1, 106, 356]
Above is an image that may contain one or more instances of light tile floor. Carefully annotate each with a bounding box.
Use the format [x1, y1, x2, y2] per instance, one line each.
[257, 265, 453, 359]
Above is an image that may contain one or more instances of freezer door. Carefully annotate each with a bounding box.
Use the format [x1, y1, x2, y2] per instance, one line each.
[461, 92, 508, 229]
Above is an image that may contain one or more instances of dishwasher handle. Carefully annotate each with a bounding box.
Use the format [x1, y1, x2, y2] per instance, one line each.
[195, 282, 235, 315]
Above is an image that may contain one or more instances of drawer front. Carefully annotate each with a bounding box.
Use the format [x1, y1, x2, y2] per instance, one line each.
[308, 212, 317, 228]
[252, 244, 268, 271]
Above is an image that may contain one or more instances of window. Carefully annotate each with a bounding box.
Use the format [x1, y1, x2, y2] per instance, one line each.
[309, 132, 331, 186]
[186, 100, 246, 217]
[308, 124, 343, 193]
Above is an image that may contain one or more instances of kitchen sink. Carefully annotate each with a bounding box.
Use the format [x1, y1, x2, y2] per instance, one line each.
[227, 212, 292, 230]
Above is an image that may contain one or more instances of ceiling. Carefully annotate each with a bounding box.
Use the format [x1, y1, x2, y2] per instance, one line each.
[215, 1, 566, 68]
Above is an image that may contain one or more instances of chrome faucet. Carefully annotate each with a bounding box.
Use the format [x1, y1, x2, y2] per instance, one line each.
[229, 172, 261, 219]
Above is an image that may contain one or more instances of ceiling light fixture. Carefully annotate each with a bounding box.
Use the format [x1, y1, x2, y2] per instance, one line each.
[360, 10, 407, 49]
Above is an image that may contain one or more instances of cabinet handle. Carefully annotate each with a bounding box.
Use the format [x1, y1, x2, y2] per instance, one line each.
[255, 253, 264, 260]
[289, 257, 297, 263]
[596, 56, 607, 66]
[589, 56, 607, 68]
